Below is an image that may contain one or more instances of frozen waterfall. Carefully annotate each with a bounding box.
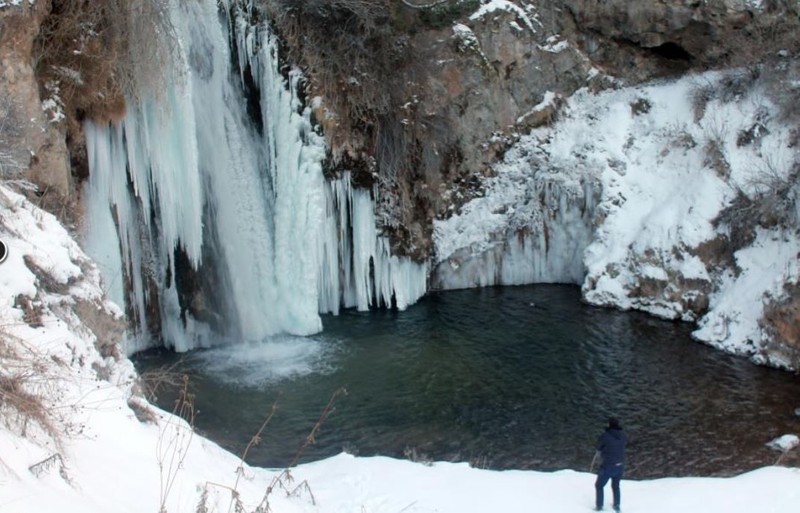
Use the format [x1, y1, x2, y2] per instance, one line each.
[83, 0, 426, 353]
[432, 157, 598, 290]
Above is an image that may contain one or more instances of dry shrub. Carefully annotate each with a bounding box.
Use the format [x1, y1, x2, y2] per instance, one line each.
[763, 56, 800, 122]
[703, 138, 731, 179]
[33, 0, 178, 156]
[136, 359, 188, 403]
[28, 185, 85, 232]
[691, 82, 715, 123]
[157, 375, 196, 513]
[198, 387, 346, 513]
[35, 1, 126, 126]
[0, 331, 64, 451]
[126, 360, 184, 424]
[0, 373, 57, 440]
[692, 2, 800, 121]
[715, 159, 800, 251]
[250, 387, 345, 511]
[258, 0, 405, 152]
[720, 3, 800, 69]
[719, 5, 800, 119]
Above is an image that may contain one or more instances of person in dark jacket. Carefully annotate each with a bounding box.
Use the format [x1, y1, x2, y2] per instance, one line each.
[594, 417, 627, 512]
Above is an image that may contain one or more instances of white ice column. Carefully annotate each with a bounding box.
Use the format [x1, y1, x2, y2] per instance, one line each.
[318, 173, 428, 313]
[84, 122, 155, 354]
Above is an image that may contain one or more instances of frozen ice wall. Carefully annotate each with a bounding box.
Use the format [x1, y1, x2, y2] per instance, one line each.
[83, 0, 427, 353]
[318, 174, 428, 314]
[432, 143, 599, 290]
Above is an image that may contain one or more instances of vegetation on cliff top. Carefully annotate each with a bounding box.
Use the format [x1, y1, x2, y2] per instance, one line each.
[32, 0, 178, 172]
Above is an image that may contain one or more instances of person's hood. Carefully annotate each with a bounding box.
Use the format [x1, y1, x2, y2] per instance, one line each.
[606, 427, 624, 440]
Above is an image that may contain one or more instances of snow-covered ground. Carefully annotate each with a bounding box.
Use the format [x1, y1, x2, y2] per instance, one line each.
[1, 183, 799, 513]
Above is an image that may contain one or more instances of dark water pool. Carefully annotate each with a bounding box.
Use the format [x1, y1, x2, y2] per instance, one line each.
[134, 285, 800, 478]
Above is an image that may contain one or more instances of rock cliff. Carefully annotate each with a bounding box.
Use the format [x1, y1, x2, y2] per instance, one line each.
[0, 1, 71, 197]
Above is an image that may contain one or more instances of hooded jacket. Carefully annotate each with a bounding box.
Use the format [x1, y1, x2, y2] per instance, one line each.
[596, 427, 626, 469]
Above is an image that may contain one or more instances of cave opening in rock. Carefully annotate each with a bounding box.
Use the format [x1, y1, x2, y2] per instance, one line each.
[650, 42, 693, 61]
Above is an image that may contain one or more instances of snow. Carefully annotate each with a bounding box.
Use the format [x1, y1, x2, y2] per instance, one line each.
[694, 229, 800, 368]
[539, 35, 570, 54]
[452, 23, 486, 63]
[516, 90, 559, 124]
[0, 0, 35, 9]
[2, 174, 800, 513]
[746, 0, 765, 10]
[0, 188, 100, 305]
[41, 99, 65, 124]
[767, 434, 800, 452]
[469, 0, 541, 33]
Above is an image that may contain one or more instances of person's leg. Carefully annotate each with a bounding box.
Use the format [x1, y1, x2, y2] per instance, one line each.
[595, 469, 611, 510]
[610, 467, 623, 511]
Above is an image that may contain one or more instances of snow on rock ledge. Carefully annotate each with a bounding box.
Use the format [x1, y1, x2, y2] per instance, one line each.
[694, 229, 800, 369]
[766, 434, 800, 453]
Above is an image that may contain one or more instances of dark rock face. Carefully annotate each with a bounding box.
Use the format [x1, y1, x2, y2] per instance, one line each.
[263, 2, 596, 258]
[374, 12, 591, 259]
[558, 0, 787, 76]
[762, 286, 800, 370]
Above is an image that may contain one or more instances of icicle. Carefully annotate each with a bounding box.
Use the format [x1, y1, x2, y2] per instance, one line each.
[317, 173, 428, 313]
[123, 92, 204, 271]
[84, 122, 153, 353]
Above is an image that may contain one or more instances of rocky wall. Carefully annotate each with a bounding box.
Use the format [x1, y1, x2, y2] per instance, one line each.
[0, 1, 71, 197]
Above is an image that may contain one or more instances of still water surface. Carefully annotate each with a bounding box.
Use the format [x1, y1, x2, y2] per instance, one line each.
[134, 285, 800, 478]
